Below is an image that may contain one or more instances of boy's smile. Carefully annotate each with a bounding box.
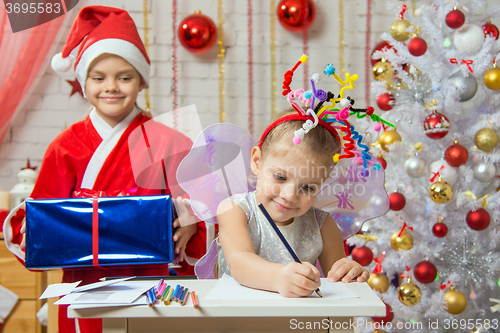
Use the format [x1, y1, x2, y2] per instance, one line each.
[85, 54, 145, 127]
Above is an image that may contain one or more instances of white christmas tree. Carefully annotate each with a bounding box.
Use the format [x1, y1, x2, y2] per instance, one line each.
[350, 1, 500, 332]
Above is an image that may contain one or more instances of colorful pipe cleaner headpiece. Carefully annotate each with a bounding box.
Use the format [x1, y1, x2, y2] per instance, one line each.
[260, 55, 395, 172]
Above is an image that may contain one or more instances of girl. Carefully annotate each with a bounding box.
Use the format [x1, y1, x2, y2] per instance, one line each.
[216, 111, 370, 297]
[3, 6, 206, 333]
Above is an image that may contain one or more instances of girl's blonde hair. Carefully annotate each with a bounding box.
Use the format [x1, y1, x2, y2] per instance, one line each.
[260, 109, 341, 169]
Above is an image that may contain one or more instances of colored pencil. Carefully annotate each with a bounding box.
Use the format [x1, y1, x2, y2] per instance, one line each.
[156, 283, 167, 299]
[160, 285, 171, 301]
[164, 286, 174, 305]
[191, 291, 199, 308]
[175, 286, 184, 302]
[146, 288, 156, 307]
[258, 204, 323, 298]
[180, 289, 189, 306]
[154, 279, 164, 296]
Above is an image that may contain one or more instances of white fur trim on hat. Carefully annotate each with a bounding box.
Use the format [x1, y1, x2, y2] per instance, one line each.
[51, 52, 75, 73]
[75, 38, 150, 97]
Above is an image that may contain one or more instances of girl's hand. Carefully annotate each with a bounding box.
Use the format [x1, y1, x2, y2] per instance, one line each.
[327, 258, 369, 283]
[276, 262, 321, 298]
[172, 196, 198, 262]
[20, 217, 26, 250]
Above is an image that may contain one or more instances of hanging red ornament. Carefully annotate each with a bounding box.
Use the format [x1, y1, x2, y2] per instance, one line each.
[377, 154, 387, 169]
[371, 40, 394, 66]
[408, 37, 427, 57]
[371, 302, 394, 324]
[376, 93, 395, 111]
[444, 139, 469, 167]
[389, 192, 406, 211]
[465, 208, 490, 230]
[414, 261, 437, 284]
[178, 10, 217, 53]
[276, 0, 316, 33]
[483, 22, 499, 40]
[432, 218, 448, 237]
[445, 7, 465, 29]
[423, 112, 450, 139]
[351, 246, 373, 266]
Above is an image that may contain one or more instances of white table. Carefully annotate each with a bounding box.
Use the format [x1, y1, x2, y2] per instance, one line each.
[68, 279, 385, 333]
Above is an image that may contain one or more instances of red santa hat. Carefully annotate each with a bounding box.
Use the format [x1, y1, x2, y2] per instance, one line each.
[51, 6, 150, 96]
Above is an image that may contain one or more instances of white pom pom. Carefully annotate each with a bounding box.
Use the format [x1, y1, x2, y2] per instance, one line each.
[51, 53, 74, 73]
[340, 98, 350, 108]
[311, 72, 320, 83]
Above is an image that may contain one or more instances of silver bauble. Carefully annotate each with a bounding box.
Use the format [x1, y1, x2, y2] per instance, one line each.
[473, 161, 496, 182]
[404, 155, 427, 178]
[448, 72, 478, 102]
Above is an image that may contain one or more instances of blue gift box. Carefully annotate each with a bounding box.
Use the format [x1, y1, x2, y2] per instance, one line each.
[25, 195, 173, 269]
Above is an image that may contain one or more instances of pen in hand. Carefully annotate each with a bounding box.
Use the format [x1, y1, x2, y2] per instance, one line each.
[258, 204, 322, 297]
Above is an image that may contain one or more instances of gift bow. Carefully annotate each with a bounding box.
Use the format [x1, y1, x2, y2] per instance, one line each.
[72, 187, 138, 266]
[463, 190, 489, 208]
[490, 298, 500, 313]
[372, 251, 385, 274]
[450, 58, 474, 73]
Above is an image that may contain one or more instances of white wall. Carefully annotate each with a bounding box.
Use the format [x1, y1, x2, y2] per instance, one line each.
[0, 0, 498, 191]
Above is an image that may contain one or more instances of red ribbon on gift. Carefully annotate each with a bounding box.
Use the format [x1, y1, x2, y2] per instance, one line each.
[73, 187, 138, 266]
[449, 58, 474, 74]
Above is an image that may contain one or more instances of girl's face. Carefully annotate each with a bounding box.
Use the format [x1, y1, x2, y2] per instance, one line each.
[85, 54, 145, 127]
[251, 146, 329, 226]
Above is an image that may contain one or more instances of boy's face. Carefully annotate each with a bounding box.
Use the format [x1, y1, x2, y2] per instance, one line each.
[250, 145, 328, 226]
[85, 54, 145, 127]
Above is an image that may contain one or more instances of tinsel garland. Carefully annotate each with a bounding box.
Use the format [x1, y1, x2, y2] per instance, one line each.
[171, 0, 178, 128]
[270, 0, 277, 119]
[338, 0, 345, 76]
[302, 0, 308, 90]
[218, 0, 226, 122]
[365, 0, 372, 105]
[248, 0, 254, 136]
[143, 0, 151, 114]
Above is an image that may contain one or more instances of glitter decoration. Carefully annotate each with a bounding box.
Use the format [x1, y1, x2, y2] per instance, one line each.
[218, 0, 225, 122]
[393, 72, 433, 106]
[338, 0, 345, 76]
[171, 0, 178, 128]
[143, 0, 152, 113]
[438, 235, 498, 290]
[270, 0, 277, 119]
[248, 0, 254, 136]
[364, 0, 372, 105]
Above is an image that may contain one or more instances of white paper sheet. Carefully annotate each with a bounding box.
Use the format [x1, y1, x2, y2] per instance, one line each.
[204, 274, 360, 300]
[40, 277, 135, 299]
[54, 280, 157, 305]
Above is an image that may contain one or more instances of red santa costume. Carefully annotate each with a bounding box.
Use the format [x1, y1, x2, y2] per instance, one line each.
[2, 6, 206, 333]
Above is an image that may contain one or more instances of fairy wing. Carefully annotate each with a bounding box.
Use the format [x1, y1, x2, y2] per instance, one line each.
[176, 123, 257, 224]
[314, 157, 389, 240]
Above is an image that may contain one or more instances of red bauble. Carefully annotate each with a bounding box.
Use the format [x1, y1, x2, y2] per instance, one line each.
[483, 22, 499, 40]
[371, 302, 394, 324]
[414, 261, 437, 284]
[389, 192, 406, 211]
[444, 142, 468, 167]
[445, 8, 465, 29]
[351, 246, 373, 266]
[377, 156, 387, 169]
[408, 37, 427, 57]
[466, 208, 490, 230]
[371, 40, 394, 66]
[377, 93, 395, 111]
[432, 222, 448, 237]
[178, 11, 217, 53]
[423, 113, 450, 139]
[276, 0, 316, 32]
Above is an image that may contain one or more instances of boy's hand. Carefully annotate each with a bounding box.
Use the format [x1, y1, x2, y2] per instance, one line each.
[277, 262, 321, 298]
[172, 196, 198, 262]
[327, 258, 369, 283]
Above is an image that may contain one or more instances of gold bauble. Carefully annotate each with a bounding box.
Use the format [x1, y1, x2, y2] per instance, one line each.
[398, 280, 421, 306]
[367, 273, 390, 293]
[483, 67, 500, 90]
[378, 129, 402, 152]
[443, 286, 467, 314]
[390, 19, 411, 41]
[390, 230, 413, 251]
[429, 179, 453, 204]
[372, 61, 394, 83]
[474, 128, 498, 152]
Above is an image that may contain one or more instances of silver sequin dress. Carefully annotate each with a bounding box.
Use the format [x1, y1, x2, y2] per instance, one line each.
[217, 191, 329, 278]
